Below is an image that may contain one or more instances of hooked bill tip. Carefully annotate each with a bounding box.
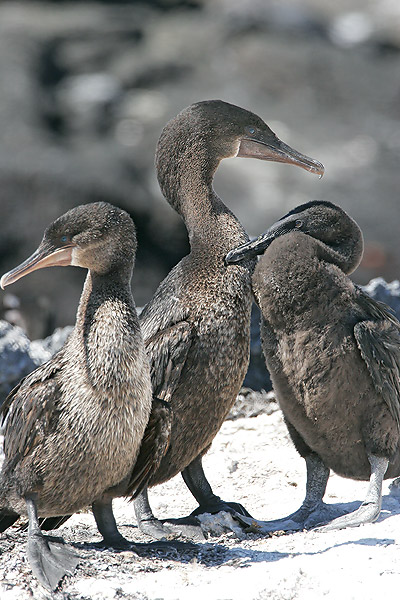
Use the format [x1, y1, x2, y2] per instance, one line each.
[225, 245, 248, 265]
[305, 159, 324, 178]
[0, 274, 8, 290]
[315, 161, 325, 178]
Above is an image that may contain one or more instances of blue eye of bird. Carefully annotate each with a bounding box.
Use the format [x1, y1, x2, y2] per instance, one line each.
[247, 127, 255, 135]
[60, 235, 69, 243]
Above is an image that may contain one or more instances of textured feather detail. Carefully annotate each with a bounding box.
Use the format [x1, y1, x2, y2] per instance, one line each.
[356, 287, 400, 326]
[354, 290, 400, 431]
[127, 398, 172, 499]
[145, 322, 193, 402]
[1, 358, 63, 467]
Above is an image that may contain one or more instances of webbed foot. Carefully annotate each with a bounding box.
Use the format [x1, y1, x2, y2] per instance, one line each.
[27, 532, 80, 591]
[25, 495, 79, 590]
[313, 501, 381, 532]
[190, 499, 252, 518]
[232, 501, 347, 534]
[162, 501, 251, 540]
[137, 516, 183, 540]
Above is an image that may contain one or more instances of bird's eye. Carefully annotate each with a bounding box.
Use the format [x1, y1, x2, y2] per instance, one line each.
[60, 235, 69, 243]
[246, 126, 256, 135]
[294, 220, 303, 228]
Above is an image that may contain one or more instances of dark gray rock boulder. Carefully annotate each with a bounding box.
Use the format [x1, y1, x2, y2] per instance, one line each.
[361, 278, 400, 315]
[0, 321, 72, 401]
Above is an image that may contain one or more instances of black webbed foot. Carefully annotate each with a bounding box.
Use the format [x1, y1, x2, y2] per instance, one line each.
[137, 515, 182, 540]
[27, 531, 80, 591]
[178, 455, 252, 535]
[190, 499, 252, 518]
[232, 501, 348, 534]
[25, 496, 79, 590]
[134, 488, 200, 540]
[161, 501, 252, 541]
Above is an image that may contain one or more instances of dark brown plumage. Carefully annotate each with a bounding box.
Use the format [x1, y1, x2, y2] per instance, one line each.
[0, 202, 169, 589]
[133, 100, 324, 538]
[226, 200, 400, 532]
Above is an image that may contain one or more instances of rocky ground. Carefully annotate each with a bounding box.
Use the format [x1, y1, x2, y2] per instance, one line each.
[1, 402, 400, 600]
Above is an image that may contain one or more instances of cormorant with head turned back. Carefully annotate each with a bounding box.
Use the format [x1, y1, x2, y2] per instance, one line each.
[226, 200, 400, 532]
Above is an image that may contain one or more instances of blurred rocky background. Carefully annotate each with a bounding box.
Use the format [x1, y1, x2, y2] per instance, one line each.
[0, 0, 399, 394]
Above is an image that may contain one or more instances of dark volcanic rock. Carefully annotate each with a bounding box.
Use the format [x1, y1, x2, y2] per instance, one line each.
[361, 278, 400, 315]
[0, 321, 44, 401]
[0, 321, 72, 401]
[243, 303, 272, 392]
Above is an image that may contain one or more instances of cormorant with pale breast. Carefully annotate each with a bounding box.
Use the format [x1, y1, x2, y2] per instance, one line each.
[0, 202, 172, 589]
[226, 200, 400, 531]
[133, 100, 324, 538]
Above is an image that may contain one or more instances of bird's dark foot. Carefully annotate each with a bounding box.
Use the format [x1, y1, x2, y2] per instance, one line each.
[190, 499, 252, 518]
[94, 531, 137, 551]
[231, 512, 299, 535]
[312, 501, 381, 532]
[161, 515, 205, 541]
[232, 501, 347, 535]
[27, 532, 80, 591]
[179, 455, 252, 536]
[161, 501, 252, 541]
[138, 516, 184, 540]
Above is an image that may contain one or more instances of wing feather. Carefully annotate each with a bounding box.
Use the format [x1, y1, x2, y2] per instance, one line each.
[145, 321, 193, 402]
[354, 290, 400, 430]
[126, 397, 172, 499]
[1, 357, 63, 467]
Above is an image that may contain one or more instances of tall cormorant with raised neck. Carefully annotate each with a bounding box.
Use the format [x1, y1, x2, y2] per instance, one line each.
[226, 200, 400, 531]
[0, 202, 172, 590]
[134, 100, 324, 538]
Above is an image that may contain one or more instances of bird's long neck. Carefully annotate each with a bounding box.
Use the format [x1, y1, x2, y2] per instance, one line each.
[157, 144, 248, 254]
[72, 269, 142, 394]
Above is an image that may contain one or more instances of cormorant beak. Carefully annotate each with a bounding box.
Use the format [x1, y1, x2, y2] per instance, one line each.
[0, 242, 74, 289]
[226, 219, 292, 264]
[237, 132, 324, 177]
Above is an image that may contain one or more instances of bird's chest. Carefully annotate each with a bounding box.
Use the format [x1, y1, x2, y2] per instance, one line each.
[262, 318, 359, 423]
[192, 270, 252, 360]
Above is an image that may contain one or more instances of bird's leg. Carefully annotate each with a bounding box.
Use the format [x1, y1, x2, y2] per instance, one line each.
[92, 497, 133, 549]
[26, 495, 80, 591]
[148, 454, 251, 540]
[135, 454, 253, 542]
[314, 454, 388, 532]
[94, 495, 193, 553]
[181, 454, 252, 518]
[134, 487, 179, 540]
[234, 453, 332, 533]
